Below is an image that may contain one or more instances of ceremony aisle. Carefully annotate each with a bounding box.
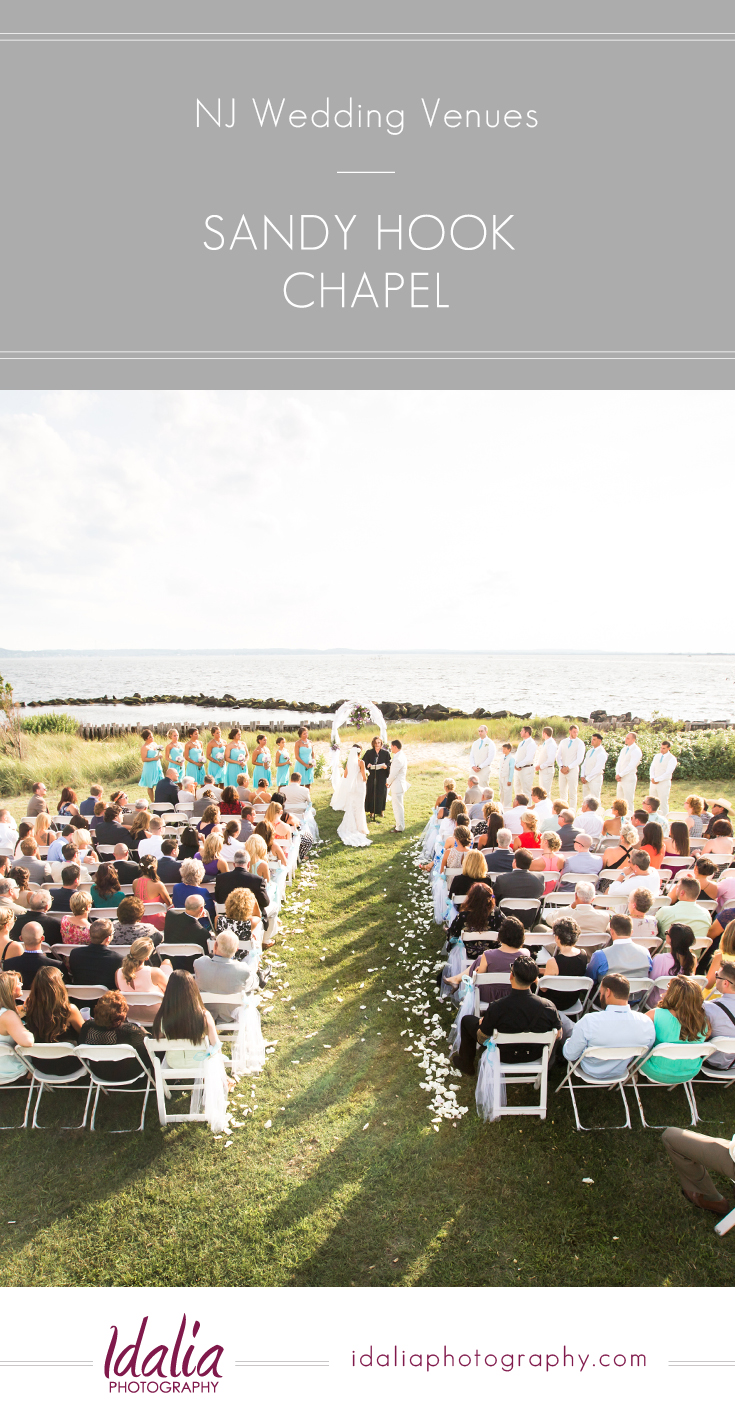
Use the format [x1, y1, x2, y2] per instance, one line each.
[0, 767, 733, 1289]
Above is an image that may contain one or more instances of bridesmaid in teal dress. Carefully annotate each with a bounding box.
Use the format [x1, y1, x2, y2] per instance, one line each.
[224, 729, 247, 787]
[206, 726, 226, 785]
[184, 729, 206, 786]
[275, 737, 291, 788]
[164, 728, 185, 780]
[294, 726, 314, 788]
[139, 729, 164, 799]
[252, 734, 272, 787]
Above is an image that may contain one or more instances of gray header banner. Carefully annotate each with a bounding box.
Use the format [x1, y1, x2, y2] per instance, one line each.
[1, 3, 733, 387]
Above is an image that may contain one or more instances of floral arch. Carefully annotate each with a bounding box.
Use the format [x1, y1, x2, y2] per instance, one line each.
[329, 699, 388, 788]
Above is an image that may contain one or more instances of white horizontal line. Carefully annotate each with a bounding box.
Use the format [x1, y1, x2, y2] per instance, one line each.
[337, 170, 395, 174]
[0, 36, 733, 43]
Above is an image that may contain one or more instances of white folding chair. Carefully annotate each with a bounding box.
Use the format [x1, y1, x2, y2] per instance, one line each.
[88, 908, 119, 921]
[576, 931, 612, 952]
[629, 1042, 710, 1129]
[499, 898, 541, 926]
[556, 1045, 648, 1131]
[692, 1035, 735, 1093]
[558, 872, 600, 888]
[144, 1037, 222, 1127]
[66, 983, 109, 1007]
[0, 1061, 35, 1130]
[472, 971, 511, 1014]
[451, 894, 468, 908]
[13, 1044, 89, 1129]
[631, 935, 663, 953]
[543, 891, 576, 909]
[95, 845, 118, 859]
[593, 893, 628, 910]
[74, 1044, 154, 1131]
[150, 802, 175, 813]
[489, 1030, 559, 1119]
[123, 990, 164, 1028]
[537, 975, 594, 1019]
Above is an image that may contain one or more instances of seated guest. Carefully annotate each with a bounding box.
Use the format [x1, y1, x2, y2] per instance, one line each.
[60, 889, 93, 945]
[220, 819, 243, 858]
[452, 953, 562, 1076]
[463, 777, 483, 808]
[0, 970, 34, 1076]
[600, 823, 638, 880]
[529, 831, 565, 892]
[684, 857, 719, 902]
[49, 863, 83, 911]
[562, 972, 655, 1079]
[433, 779, 457, 819]
[638, 821, 664, 869]
[658, 877, 712, 939]
[663, 821, 691, 863]
[494, 849, 545, 922]
[80, 785, 104, 817]
[77, 990, 152, 1079]
[613, 849, 661, 897]
[628, 887, 659, 937]
[649, 923, 698, 1007]
[215, 887, 262, 945]
[195, 833, 230, 880]
[116, 936, 171, 995]
[283, 772, 312, 816]
[642, 796, 669, 836]
[109, 843, 142, 889]
[132, 855, 173, 928]
[23, 966, 84, 1075]
[26, 782, 49, 817]
[701, 819, 734, 856]
[575, 797, 604, 840]
[113, 895, 163, 948]
[3, 921, 64, 988]
[602, 799, 628, 837]
[236, 806, 256, 843]
[473, 805, 503, 848]
[683, 796, 705, 839]
[558, 833, 603, 889]
[57, 786, 79, 817]
[194, 928, 258, 1021]
[151, 971, 225, 1091]
[530, 786, 554, 828]
[703, 798, 732, 837]
[235, 773, 252, 801]
[0, 906, 22, 963]
[44, 843, 91, 886]
[178, 777, 196, 809]
[163, 896, 213, 961]
[643, 977, 709, 1082]
[69, 918, 126, 990]
[512, 810, 541, 851]
[545, 880, 610, 934]
[0, 876, 25, 917]
[439, 825, 471, 876]
[193, 785, 219, 819]
[630, 809, 649, 845]
[129, 809, 152, 851]
[448, 881, 499, 948]
[245, 835, 271, 882]
[33, 813, 55, 850]
[89, 802, 107, 832]
[586, 914, 653, 985]
[703, 958, 735, 1070]
[214, 848, 270, 914]
[9, 889, 60, 947]
[8, 866, 32, 909]
[220, 786, 242, 819]
[252, 779, 272, 808]
[197, 804, 221, 838]
[661, 1123, 735, 1216]
[0, 812, 17, 858]
[172, 858, 216, 920]
[446, 849, 494, 899]
[253, 821, 287, 869]
[177, 826, 202, 862]
[91, 861, 124, 909]
[12, 837, 46, 885]
[154, 768, 180, 808]
[262, 801, 291, 843]
[451, 915, 527, 1011]
[557, 809, 582, 852]
[156, 838, 181, 885]
[541, 918, 592, 1012]
[96, 805, 134, 851]
[503, 795, 529, 838]
[137, 815, 166, 860]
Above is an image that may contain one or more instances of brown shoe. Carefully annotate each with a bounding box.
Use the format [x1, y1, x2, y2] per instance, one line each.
[682, 1187, 733, 1215]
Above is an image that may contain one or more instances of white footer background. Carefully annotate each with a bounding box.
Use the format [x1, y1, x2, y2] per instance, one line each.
[0, 1287, 729, 1423]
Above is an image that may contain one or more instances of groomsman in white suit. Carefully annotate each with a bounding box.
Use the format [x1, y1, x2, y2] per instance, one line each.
[469, 725, 496, 785]
[513, 726, 537, 799]
[534, 725, 558, 796]
[615, 731, 643, 809]
[580, 732, 608, 805]
[648, 740, 677, 815]
[387, 739, 409, 832]
[556, 725, 585, 811]
[498, 743, 515, 809]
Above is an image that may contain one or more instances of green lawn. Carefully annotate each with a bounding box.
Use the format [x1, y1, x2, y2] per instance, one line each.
[0, 766, 733, 1288]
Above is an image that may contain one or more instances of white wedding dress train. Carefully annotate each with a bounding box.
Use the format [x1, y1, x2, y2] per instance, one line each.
[332, 747, 372, 848]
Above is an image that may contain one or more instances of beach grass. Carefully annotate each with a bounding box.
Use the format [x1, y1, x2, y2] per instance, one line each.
[0, 763, 733, 1289]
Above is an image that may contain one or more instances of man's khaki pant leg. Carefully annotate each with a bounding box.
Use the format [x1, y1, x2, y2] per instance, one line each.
[662, 1126, 735, 1201]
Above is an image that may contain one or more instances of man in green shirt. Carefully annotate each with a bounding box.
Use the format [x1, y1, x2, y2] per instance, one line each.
[656, 877, 713, 940]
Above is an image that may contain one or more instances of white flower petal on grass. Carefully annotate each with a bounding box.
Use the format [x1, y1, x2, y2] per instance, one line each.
[264, 1120, 272, 1128]
[582, 1178, 595, 1185]
[363, 1123, 370, 1130]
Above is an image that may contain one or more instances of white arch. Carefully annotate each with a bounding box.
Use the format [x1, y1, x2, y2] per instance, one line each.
[329, 700, 388, 790]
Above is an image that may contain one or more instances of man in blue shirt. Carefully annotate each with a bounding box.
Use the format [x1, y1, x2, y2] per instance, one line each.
[80, 785, 104, 816]
[483, 828, 515, 873]
[586, 914, 653, 987]
[558, 833, 603, 889]
[563, 973, 655, 1080]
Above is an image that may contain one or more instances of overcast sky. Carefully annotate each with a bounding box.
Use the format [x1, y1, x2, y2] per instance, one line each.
[0, 388, 730, 653]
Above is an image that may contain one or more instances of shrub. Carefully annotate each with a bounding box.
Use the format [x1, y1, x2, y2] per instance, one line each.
[21, 713, 80, 735]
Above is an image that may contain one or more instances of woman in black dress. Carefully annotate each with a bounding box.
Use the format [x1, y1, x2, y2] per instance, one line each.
[363, 737, 391, 820]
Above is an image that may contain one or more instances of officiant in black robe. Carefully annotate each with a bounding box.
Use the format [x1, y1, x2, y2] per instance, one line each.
[364, 737, 391, 819]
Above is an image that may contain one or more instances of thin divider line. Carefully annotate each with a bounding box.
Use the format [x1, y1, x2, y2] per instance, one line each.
[0, 349, 733, 356]
[1, 35, 734, 43]
[3, 355, 734, 363]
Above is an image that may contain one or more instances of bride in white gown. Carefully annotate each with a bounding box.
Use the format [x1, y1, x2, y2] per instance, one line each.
[331, 744, 371, 848]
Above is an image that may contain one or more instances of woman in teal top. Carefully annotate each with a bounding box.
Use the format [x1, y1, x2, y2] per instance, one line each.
[184, 729, 206, 786]
[643, 977, 709, 1083]
[206, 727, 226, 784]
[224, 729, 247, 787]
[165, 728, 185, 780]
[294, 726, 314, 787]
[275, 737, 291, 788]
[252, 734, 272, 787]
[139, 730, 164, 793]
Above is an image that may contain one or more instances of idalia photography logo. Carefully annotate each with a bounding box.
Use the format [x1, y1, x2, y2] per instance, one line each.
[105, 1313, 223, 1394]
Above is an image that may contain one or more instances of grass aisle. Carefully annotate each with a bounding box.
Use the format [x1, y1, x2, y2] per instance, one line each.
[0, 767, 733, 1286]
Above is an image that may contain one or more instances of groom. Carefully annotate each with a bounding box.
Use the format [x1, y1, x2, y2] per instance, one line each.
[386, 739, 409, 832]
